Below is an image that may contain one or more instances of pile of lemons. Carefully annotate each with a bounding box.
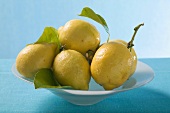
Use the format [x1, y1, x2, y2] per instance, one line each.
[16, 19, 139, 90]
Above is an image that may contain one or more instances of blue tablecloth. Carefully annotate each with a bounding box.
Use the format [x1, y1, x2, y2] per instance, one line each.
[0, 58, 170, 113]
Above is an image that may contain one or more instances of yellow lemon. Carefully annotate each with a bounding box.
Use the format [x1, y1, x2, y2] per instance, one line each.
[53, 50, 91, 90]
[16, 43, 58, 78]
[91, 42, 133, 90]
[58, 19, 100, 55]
[112, 39, 137, 76]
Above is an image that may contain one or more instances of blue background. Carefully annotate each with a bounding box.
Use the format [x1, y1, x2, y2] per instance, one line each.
[1, 0, 170, 58]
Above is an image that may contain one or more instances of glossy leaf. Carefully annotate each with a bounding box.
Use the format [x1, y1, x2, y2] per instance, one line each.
[79, 7, 110, 37]
[34, 68, 72, 89]
[34, 27, 60, 52]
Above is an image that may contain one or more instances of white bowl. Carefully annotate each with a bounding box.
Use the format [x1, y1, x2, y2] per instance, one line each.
[11, 61, 154, 106]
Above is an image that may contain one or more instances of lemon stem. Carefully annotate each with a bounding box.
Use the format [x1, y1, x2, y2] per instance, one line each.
[86, 50, 95, 64]
[107, 33, 110, 43]
[127, 23, 144, 51]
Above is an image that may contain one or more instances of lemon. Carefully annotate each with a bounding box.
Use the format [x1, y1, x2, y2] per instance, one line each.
[58, 19, 100, 55]
[91, 42, 133, 90]
[53, 50, 91, 90]
[113, 39, 137, 76]
[16, 43, 58, 78]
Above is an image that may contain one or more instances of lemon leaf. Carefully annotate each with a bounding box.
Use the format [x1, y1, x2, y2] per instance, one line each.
[79, 7, 110, 42]
[34, 27, 60, 52]
[35, 27, 59, 44]
[34, 68, 72, 89]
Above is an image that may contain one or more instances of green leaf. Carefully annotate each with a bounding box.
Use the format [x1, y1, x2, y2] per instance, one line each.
[34, 68, 72, 89]
[34, 27, 60, 52]
[79, 7, 110, 42]
[35, 27, 59, 44]
[96, 14, 109, 34]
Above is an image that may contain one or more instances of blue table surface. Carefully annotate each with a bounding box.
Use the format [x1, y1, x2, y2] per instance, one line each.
[0, 58, 170, 113]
